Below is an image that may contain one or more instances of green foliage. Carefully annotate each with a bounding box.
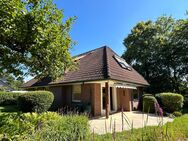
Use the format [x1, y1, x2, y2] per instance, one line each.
[17, 91, 54, 113]
[159, 92, 184, 112]
[0, 92, 22, 105]
[138, 94, 153, 111]
[0, 86, 8, 92]
[0, 0, 75, 80]
[122, 16, 188, 94]
[0, 112, 89, 141]
[0, 105, 19, 112]
[0, 73, 24, 90]
[143, 95, 157, 113]
[173, 111, 182, 117]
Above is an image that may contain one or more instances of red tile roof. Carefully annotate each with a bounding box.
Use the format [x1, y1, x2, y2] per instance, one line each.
[22, 46, 149, 88]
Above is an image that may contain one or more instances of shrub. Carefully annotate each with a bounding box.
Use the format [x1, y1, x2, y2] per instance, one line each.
[143, 95, 157, 113]
[0, 92, 22, 105]
[0, 112, 89, 141]
[18, 91, 54, 113]
[173, 111, 182, 117]
[159, 92, 184, 113]
[138, 94, 153, 111]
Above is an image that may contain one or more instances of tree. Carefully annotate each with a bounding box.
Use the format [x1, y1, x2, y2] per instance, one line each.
[122, 16, 188, 94]
[0, 0, 75, 80]
[0, 73, 24, 90]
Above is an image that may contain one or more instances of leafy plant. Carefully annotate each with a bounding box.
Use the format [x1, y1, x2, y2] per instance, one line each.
[0, 112, 89, 141]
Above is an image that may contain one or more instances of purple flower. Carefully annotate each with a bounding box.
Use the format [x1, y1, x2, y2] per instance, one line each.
[154, 102, 163, 117]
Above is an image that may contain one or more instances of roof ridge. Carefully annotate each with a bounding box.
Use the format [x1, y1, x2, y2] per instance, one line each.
[103, 46, 111, 79]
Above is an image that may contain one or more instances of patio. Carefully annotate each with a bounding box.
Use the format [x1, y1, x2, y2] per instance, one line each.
[89, 111, 174, 134]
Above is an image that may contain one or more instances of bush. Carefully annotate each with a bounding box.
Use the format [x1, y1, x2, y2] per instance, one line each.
[138, 94, 153, 111]
[0, 92, 22, 105]
[18, 91, 54, 113]
[0, 112, 89, 141]
[159, 93, 184, 113]
[143, 95, 157, 113]
[155, 93, 162, 105]
[173, 111, 182, 117]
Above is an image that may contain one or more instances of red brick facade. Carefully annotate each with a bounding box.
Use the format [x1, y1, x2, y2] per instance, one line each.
[117, 88, 132, 111]
[49, 84, 135, 117]
[81, 83, 101, 116]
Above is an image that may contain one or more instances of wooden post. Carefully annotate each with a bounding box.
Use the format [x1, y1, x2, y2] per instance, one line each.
[105, 82, 109, 119]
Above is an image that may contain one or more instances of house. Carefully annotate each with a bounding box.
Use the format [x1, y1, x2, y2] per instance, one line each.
[0, 78, 14, 91]
[22, 46, 149, 117]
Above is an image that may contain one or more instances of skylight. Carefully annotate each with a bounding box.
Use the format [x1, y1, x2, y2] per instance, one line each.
[114, 55, 132, 71]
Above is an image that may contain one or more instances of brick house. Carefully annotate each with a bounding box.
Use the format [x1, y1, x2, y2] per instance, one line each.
[22, 46, 149, 117]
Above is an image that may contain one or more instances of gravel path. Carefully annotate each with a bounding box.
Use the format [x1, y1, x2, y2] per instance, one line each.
[89, 111, 173, 134]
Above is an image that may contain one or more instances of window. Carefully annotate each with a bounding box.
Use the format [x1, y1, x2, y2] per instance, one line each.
[72, 85, 81, 102]
[114, 55, 132, 71]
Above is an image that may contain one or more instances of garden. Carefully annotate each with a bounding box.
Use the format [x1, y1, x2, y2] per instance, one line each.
[0, 90, 188, 140]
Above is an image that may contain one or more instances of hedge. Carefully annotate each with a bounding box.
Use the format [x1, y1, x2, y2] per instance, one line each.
[138, 94, 153, 111]
[18, 91, 54, 113]
[159, 92, 184, 113]
[143, 95, 157, 113]
[0, 112, 89, 140]
[0, 92, 22, 105]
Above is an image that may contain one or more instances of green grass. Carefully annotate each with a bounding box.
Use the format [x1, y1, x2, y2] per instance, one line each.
[94, 114, 188, 141]
[0, 105, 19, 112]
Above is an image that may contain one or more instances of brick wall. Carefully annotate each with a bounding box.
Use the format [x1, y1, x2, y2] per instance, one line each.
[81, 83, 101, 116]
[117, 88, 132, 111]
[49, 83, 101, 116]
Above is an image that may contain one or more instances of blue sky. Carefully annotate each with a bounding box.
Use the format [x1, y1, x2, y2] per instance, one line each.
[54, 0, 188, 56]
[25, 0, 188, 81]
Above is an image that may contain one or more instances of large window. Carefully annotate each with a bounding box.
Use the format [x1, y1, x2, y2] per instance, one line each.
[72, 85, 81, 102]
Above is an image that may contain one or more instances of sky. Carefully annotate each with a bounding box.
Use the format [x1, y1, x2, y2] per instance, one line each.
[54, 0, 188, 56]
[25, 0, 188, 81]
